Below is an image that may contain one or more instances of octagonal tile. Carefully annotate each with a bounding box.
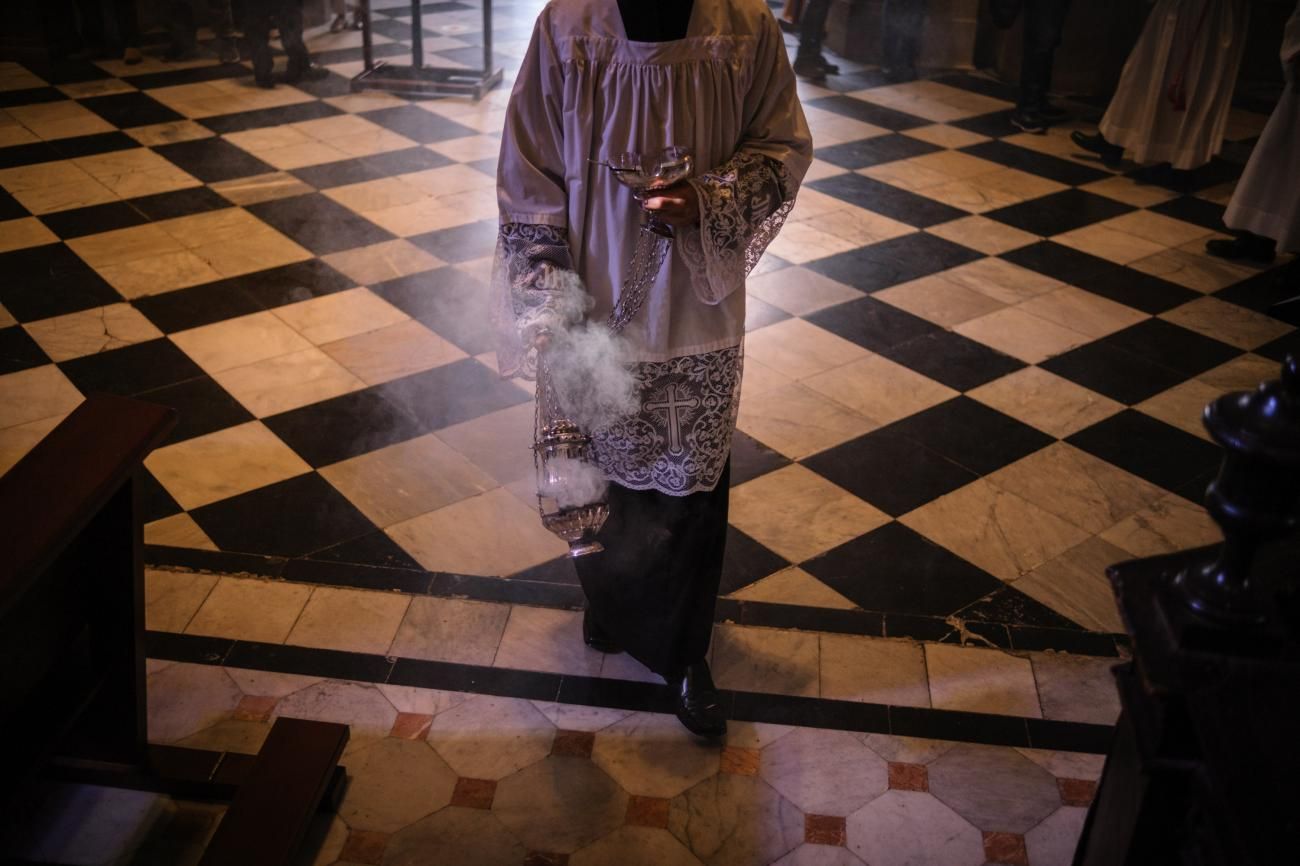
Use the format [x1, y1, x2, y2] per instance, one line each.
[427, 694, 555, 780]
[927, 744, 1061, 833]
[761, 728, 888, 816]
[492, 755, 628, 853]
[1025, 806, 1088, 866]
[591, 712, 721, 798]
[846, 790, 984, 866]
[378, 683, 469, 717]
[224, 667, 322, 698]
[273, 680, 398, 747]
[338, 738, 457, 833]
[772, 845, 869, 866]
[861, 734, 955, 765]
[383, 806, 526, 866]
[570, 826, 703, 866]
[669, 774, 804, 866]
[1015, 748, 1106, 782]
[532, 701, 636, 733]
[146, 662, 242, 742]
[177, 719, 271, 754]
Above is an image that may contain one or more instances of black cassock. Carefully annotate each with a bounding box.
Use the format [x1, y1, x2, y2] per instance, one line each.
[573, 0, 724, 683]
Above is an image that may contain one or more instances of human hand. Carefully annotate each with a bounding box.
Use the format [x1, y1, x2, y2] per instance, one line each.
[642, 182, 700, 227]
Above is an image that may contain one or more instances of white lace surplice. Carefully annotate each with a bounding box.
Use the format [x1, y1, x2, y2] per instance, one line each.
[491, 0, 812, 495]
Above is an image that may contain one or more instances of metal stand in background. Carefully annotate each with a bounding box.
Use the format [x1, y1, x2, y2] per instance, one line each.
[350, 0, 503, 100]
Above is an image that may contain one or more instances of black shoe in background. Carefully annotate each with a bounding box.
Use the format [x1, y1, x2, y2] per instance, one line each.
[1070, 130, 1123, 166]
[284, 60, 330, 84]
[1010, 109, 1049, 134]
[1205, 232, 1277, 264]
[675, 660, 727, 738]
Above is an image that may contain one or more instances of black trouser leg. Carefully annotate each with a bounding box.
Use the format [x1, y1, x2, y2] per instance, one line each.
[1019, 0, 1071, 112]
[275, 0, 310, 74]
[883, 0, 925, 73]
[797, 0, 833, 61]
[244, 11, 273, 81]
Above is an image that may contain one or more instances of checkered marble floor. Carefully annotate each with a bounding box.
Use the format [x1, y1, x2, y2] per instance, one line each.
[2, 1, 1297, 862]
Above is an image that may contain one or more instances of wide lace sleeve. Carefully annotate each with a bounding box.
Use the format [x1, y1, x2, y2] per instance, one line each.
[678, 11, 814, 305]
[490, 9, 587, 380]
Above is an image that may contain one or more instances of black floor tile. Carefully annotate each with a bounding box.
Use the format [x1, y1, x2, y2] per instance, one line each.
[805, 94, 929, 131]
[883, 396, 1053, 475]
[121, 63, 249, 90]
[948, 109, 1018, 139]
[1256, 330, 1300, 364]
[808, 231, 982, 294]
[290, 156, 383, 189]
[1100, 318, 1240, 378]
[729, 430, 791, 487]
[469, 156, 498, 177]
[1147, 195, 1226, 233]
[509, 557, 582, 586]
[814, 133, 940, 169]
[1067, 410, 1223, 492]
[1002, 241, 1197, 314]
[407, 218, 498, 263]
[0, 140, 60, 170]
[137, 376, 255, 445]
[371, 266, 494, 354]
[24, 59, 109, 85]
[153, 137, 276, 183]
[0, 86, 66, 108]
[932, 73, 1020, 102]
[745, 296, 790, 331]
[813, 70, 893, 93]
[807, 173, 968, 228]
[235, 259, 356, 309]
[803, 430, 978, 516]
[79, 91, 184, 127]
[955, 585, 1082, 629]
[306, 531, 426, 570]
[1213, 258, 1300, 325]
[362, 104, 478, 143]
[375, 357, 531, 432]
[139, 467, 184, 524]
[310, 41, 412, 68]
[246, 192, 394, 255]
[0, 326, 51, 374]
[0, 188, 28, 221]
[719, 526, 791, 595]
[128, 186, 233, 221]
[58, 338, 205, 397]
[804, 295, 942, 352]
[264, 388, 425, 467]
[191, 472, 378, 557]
[133, 276, 265, 333]
[1039, 340, 1188, 405]
[199, 99, 342, 134]
[0, 243, 121, 322]
[362, 145, 453, 175]
[961, 140, 1111, 186]
[39, 200, 148, 239]
[985, 188, 1134, 236]
[804, 522, 1004, 617]
[882, 330, 1026, 391]
[288, 70, 355, 99]
[49, 131, 139, 160]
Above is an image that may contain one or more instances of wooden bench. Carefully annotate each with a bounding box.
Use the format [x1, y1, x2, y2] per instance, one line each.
[1, 394, 347, 864]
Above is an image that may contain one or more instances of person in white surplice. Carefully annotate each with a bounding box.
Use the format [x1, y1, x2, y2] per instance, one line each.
[1071, 0, 1250, 171]
[1207, 2, 1300, 263]
[490, 0, 812, 737]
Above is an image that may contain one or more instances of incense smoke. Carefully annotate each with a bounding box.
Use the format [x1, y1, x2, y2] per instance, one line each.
[540, 456, 610, 509]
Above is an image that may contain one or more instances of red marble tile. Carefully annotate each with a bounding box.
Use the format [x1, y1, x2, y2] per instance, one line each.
[625, 795, 671, 829]
[232, 694, 277, 722]
[720, 746, 761, 776]
[551, 729, 595, 758]
[1059, 777, 1097, 807]
[888, 761, 929, 792]
[389, 712, 433, 740]
[450, 777, 496, 810]
[805, 814, 847, 846]
[340, 829, 389, 865]
[983, 831, 1029, 866]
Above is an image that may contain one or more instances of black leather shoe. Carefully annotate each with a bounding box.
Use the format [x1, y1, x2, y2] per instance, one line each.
[1071, 131, 1123, 166]
[582, 608, 623, 654]
[675, 661, 727, 738]
[1206, 233, 1276, 264]
[793, 56, 839, 79]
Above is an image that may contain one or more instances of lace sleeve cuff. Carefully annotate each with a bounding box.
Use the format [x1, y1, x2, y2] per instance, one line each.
[679, 152, 797, 305]
[491, 223, 590, 380]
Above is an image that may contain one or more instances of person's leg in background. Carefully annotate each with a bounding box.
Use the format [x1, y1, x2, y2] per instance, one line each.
[779, 0, 805, 34]
[1012, 0, 1073, 133]
[110, 0, 142, 64]
[244, 5, 275, 87]
[208, 0, 240, 62]
[794, 0, 839, 79]
[882, 0, 925, 83]
[275, 0, 327, 83]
